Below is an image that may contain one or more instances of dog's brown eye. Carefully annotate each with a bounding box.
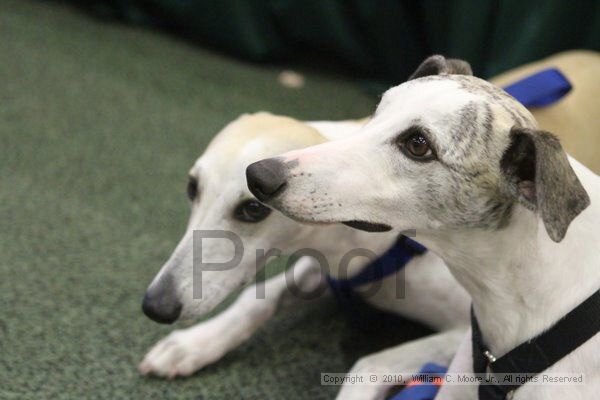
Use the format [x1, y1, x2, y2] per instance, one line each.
[234, 199, 272, 223]
[187, 177, 198, 201]
[403, 133, 434, 160]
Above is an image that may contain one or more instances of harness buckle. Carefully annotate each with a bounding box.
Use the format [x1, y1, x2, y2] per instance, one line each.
[483, 350, 497, 363]
[483, 350, 497, 383]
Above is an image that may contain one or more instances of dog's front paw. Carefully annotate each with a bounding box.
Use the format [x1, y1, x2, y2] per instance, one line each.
[138, 326, 226, 378]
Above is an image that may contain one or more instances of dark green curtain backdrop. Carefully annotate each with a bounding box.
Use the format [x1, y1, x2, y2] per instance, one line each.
[65, 0, 599, 82]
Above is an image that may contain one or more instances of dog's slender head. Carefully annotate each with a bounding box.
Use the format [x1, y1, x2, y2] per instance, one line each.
[247, 56, 589, 244]
[142, 113, 327, 323]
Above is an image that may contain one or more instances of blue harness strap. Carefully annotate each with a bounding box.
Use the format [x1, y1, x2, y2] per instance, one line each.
[326, 235, 427, 296]
[325, 235, 427, 331]
[390, 363, 447, 400]
[502, 68, 572, 108]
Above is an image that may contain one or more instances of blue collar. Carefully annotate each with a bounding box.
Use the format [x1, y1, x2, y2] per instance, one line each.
[390, 363, 447, 400]
[326, 235, 427, 294]
[503, 68, 571, 107]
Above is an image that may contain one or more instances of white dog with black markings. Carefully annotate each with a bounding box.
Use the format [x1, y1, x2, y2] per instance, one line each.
[139, 112, 470, 399]
[247, 56, 600, 399]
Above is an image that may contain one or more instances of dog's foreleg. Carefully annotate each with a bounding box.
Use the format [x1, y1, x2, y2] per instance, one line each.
[335, 328, 466, 400]
[433, 329, 477, 400]
[139, 256, 325, 378]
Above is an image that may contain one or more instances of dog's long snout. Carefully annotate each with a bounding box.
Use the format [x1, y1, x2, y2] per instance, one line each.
[246, 158, 287, 202]
[141, 276, 182, 324]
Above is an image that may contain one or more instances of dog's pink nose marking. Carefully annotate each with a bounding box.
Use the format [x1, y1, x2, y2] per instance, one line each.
[287, 147, 327, 164]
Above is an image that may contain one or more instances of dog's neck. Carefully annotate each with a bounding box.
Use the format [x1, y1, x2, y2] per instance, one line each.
[419, 167, 600, 357]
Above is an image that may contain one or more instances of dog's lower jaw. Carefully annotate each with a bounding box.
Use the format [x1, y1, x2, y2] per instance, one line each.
[342, 220, 393, 232]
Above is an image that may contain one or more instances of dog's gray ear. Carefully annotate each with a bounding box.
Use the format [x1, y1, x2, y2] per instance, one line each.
[501, 127, 590, 242]
[408, 55, 473, 80]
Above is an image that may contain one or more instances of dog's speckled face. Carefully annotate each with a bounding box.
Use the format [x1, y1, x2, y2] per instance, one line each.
[143, 113, 329, 323]
[250, 74, 538, 235]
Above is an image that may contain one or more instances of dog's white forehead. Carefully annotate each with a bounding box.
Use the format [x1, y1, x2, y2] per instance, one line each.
[378, 77, 478, 118]
[372, 75, 535, 167]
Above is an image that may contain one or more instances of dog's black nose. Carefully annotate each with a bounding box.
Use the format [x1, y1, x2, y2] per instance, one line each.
[141, 285, 182, 324]
[246, 158, 287, 202]
[142, 292, 182, 324]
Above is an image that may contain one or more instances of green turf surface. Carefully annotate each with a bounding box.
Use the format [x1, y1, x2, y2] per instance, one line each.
[0, 1, 430, 398]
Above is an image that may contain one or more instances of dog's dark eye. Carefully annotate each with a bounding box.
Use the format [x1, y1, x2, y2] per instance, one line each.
[187, 177, 198, 201]
[401, 133, 434, 160]
[234, 199, 272, 223]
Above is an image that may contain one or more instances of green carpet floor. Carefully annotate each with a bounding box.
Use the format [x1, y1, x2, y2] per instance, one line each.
[0, 1, 429, 398]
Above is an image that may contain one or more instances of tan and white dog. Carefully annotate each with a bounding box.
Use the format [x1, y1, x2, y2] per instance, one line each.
[247, 56, 600, 399]
[139, 112, 471, 400]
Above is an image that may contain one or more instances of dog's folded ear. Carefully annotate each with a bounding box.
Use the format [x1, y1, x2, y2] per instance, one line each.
[408, 55, 473, 80]
[501, 127, 590, 242]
